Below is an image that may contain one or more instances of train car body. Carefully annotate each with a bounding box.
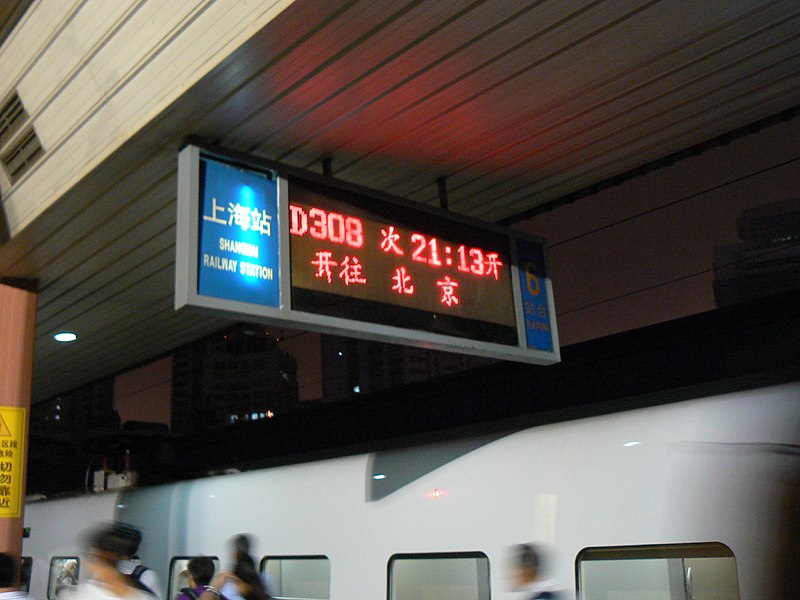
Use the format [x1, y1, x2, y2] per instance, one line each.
[23, 380, 800, 600]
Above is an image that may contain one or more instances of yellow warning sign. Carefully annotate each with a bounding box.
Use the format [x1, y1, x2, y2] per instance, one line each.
[0, 407, 26, 518]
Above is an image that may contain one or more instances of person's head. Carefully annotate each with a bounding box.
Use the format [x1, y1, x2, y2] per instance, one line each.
[83, 522, 143, 585]
[231, 534, 252, 560]
[186, 557, 215, 587]
[87, 522, 142, 560]
[511, 544, 541, 587]
[0, 553, 17, 589]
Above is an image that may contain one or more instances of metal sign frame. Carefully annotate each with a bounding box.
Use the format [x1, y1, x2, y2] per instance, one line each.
[176, 144, 559, 365]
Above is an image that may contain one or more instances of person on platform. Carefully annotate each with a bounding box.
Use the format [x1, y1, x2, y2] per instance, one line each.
[55, 559, 80, 594]
[58, 524, 155, 600]
[113, 524, 162, 599]
[174, 557, 226, 600]
[0, 553, 31, 600]
[198, 535, 271, 600]
[509, 543, 562, 600]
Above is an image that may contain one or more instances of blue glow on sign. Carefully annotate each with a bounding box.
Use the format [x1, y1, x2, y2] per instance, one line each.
[197, 158, 280, 307]
[516, 238, 553, 352]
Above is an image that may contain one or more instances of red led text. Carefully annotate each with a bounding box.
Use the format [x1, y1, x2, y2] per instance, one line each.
[290, 204, 364, 248]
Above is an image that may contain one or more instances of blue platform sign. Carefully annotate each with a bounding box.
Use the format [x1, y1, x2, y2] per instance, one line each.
[516, 238, 554, 352]
[197, 158, 280, 307]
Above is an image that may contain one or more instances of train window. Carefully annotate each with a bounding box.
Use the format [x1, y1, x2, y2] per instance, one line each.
[167, 556, 222, 600]
[576, 542, 740, 600]
[388, 552, 490, 600]
[261, 555, 330, 600]
[47, 557, 79, 600]
[20, 556, 32, 594]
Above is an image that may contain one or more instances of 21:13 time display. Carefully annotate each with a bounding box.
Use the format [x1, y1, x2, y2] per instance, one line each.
[409, 233, 502, 278]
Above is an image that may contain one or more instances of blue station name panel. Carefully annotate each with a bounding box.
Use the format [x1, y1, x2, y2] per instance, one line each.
[197, 158, 280, 307]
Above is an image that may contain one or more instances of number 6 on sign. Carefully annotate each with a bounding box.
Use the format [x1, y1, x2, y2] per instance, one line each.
[525, 262, 540, 296]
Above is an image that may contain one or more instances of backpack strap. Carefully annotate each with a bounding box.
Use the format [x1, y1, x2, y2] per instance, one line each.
[132, 565, 148, 579]
[180, 587, 199, 600]
[127, 565, 156, 596]
[125, 573, 156, 596]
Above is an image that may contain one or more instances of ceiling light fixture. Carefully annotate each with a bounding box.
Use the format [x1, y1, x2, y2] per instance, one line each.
[54, 332, 77, 343]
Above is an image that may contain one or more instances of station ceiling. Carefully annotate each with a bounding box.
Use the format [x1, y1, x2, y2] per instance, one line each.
[2, 0, 799, 402]
[0, 1, 30, 48]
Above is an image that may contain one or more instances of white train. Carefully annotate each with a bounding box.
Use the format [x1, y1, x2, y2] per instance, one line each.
[22, 380, 800, 600]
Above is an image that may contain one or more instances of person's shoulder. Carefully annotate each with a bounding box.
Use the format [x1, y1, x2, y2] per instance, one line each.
[60, 581, 117, 600]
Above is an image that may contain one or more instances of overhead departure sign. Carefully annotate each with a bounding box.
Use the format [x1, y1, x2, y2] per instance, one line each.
[176, 145, 559, 364]
[0, 407, 26, 518]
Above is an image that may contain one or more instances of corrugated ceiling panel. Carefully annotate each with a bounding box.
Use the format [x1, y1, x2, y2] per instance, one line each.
[0, 0, 797, 400]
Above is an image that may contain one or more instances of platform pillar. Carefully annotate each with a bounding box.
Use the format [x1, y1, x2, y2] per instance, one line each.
[0, 282, 37, 585]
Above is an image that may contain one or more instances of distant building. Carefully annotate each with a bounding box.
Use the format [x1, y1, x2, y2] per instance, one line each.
[714, 198, 800, 307]
[30, 376, 119, 437]
[171, 324, 299, 432]
[28, 377, 121, 494]
[321, 335, 493, 402]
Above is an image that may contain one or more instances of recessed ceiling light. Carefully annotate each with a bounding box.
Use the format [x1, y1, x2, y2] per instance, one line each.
[54, 332, 77, 343]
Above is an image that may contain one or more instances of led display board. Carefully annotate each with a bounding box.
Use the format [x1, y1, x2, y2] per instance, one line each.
[176, 145, 559, 364]
[288, 179, 519, 346]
